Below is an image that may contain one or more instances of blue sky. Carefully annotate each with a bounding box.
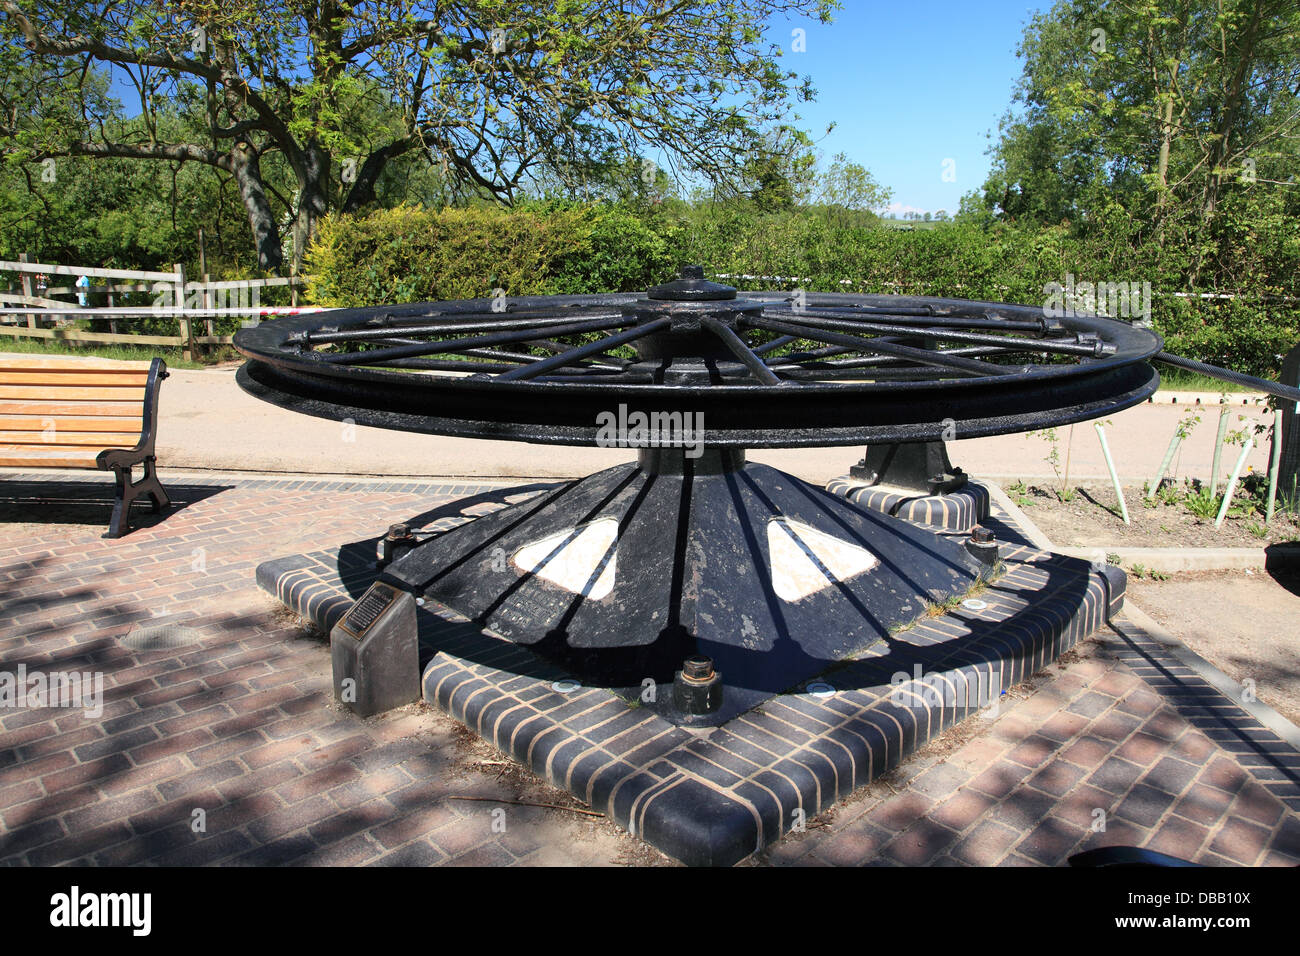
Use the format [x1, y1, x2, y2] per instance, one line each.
[102, 2, 1046, 213]
[774, 1, 1048, 215]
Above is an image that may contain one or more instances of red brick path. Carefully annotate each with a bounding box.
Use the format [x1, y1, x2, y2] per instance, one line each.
[1, 472, 1297, 866]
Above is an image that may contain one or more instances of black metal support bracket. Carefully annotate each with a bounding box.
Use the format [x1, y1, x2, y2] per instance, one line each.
[849, 440, 968, 495]
[95, 358, 171, 539]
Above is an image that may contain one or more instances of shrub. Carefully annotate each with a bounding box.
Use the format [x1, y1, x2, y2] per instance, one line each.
[306, 201, 1300, 378]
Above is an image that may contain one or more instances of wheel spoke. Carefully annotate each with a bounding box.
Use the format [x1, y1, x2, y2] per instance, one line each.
[746, 316, 1018, 377]
[762, 309, 1111, 357]
[495, 319, 673, 382]
[321, 315, 636, 366]
[523, 337, 632, 367]
[768, 304, 1048, 333]
[699, 315, 784, 386]
[302, 308, 624, 344]
[777, 366, 979, 381]
[751, 334, 798, 356]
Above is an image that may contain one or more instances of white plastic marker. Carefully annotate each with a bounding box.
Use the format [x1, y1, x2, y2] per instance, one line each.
[1147, 423, 1184, 500]
[1095, 423, 1129, 525]
[1210, 401, 1230, 494]
[1266, 408, 1283, 524]
[1214, 437, 1255, 528]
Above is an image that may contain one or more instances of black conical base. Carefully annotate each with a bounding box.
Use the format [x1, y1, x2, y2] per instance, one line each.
[383, 453, 986, 724]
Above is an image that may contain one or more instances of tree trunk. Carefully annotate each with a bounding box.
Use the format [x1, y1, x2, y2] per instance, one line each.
[341, 141, 410, 215]
[292, 140, 331, 277]
[1200, 4, 1265, 222]
[229, 142, 283, 274]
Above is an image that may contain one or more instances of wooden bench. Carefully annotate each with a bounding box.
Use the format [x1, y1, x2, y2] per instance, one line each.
[0, 354, 171, 537]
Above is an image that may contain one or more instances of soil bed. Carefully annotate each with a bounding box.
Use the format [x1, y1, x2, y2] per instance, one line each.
[1013, 480, 1300, 549]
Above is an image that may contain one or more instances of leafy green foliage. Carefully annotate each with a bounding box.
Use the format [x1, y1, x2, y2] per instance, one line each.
[304, 200, 1300, 379]
[305, 201, 679, 306]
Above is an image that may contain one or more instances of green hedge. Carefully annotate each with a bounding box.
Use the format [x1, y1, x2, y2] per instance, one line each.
[306, 202, 678, 305]
[307, 202, 1300, 377]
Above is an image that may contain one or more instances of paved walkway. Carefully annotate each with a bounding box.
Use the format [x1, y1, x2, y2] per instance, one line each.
[156, 367, 1275, 483]
[0, 471, 1296, 866]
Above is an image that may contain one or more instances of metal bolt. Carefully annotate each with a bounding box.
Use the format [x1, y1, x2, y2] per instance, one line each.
[681, 655, 715, 682]
[965, 526, 999, 566]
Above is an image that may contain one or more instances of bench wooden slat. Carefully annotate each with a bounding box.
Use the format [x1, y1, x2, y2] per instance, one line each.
[0, 354, 153, 371]
[0, 431, 140, 447]
[0, 445, 102, 468]
[0, 415, 142, 432]
[0, 400, 144, 417]
[0, 385, 147, 401]
[0, 370, 151, 387]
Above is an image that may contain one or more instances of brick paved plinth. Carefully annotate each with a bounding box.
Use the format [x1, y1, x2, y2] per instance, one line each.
[825, 477, 992, 532]
[257, 482, 1121, 865]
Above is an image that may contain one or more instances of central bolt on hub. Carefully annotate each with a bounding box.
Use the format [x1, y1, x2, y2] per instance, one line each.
[673, 654, 723, 716]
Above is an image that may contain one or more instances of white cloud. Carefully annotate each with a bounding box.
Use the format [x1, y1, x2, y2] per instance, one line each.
[885, 202, 928, 217]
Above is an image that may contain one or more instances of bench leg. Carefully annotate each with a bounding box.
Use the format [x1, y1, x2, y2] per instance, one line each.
[141, 457, 171, 513]
[105, 467, 131, 539]
[104, 458, 171, 539]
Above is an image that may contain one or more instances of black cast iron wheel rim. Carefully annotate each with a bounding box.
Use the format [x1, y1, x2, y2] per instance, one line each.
[234, 283, 1163, 448]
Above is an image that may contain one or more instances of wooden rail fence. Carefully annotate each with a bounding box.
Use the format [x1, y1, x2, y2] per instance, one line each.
[0, 255, 316, 359]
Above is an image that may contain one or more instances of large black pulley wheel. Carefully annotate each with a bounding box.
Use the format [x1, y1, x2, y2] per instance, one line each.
[234, 269, 1163, 448]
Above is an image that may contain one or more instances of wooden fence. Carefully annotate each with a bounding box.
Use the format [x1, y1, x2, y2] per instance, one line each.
[0, 255, 316, 359]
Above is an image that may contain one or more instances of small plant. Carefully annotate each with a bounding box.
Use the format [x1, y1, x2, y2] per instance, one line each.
[1027, 426, 1075, 503]
[1126, 562, 1168, 581]
[1006, 479, 1032, 507]
[1146, 479, 1181, 507]
[1106, 552, 1122, 566]
[1175, 410, 1201, 441]
[1183, 482, 1219, 521]
[923, 593, 964, 618]
[1244, 519, 1269, 540]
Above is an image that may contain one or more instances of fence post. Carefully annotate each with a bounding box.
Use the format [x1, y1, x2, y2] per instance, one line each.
[19, 252, 34, 328]
[173, 263, 192, 361]
[203, 272, 214, 339]
[1280, 341, 1300, 511]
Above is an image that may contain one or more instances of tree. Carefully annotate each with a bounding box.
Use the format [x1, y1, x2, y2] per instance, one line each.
[815, 150, 891, 219]
[731, 123, 821, 212]
[1, 1, 838, 273]
[976, 0, 1300, 243]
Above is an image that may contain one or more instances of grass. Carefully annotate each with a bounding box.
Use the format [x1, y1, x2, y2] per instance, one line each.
[0, 334, 220, 369]
[1154, 366, 1253, 393]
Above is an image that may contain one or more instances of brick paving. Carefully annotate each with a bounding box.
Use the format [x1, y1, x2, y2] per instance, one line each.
[1, 469, 1298, 866]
